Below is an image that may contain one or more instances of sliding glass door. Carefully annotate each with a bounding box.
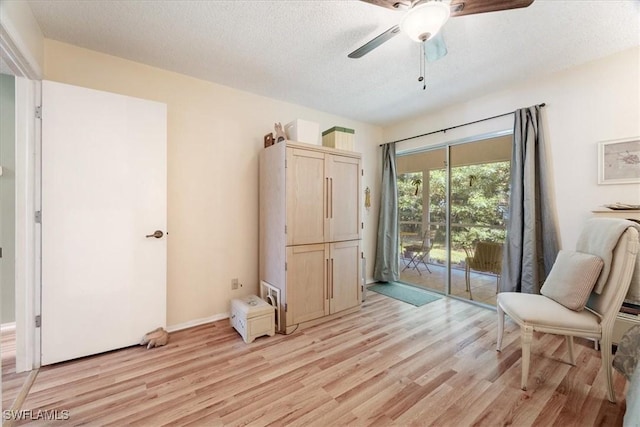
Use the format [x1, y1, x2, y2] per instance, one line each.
[397, 148, 446, 294]
[397, 135, 511, 306]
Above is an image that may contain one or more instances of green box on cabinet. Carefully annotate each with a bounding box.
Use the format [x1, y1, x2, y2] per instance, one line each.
[322, 126, 355, 151]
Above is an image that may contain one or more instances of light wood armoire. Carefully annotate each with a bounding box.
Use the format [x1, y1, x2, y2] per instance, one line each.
[259, 140, 362, 333]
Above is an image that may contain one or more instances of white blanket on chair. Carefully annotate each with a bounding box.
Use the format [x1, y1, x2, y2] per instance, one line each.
[576, 218, 640, 295]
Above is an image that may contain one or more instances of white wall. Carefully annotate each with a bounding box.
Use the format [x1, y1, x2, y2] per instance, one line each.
[384, 47, 640, 250]
[43, 40, 383, 328]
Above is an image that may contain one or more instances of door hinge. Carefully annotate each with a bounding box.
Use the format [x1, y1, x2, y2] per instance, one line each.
[35, 211, 42, 223]
[285, 262, 288, 271]
[285, 159, 287, 168]
[284, 225, 287, 234]
[285, 303, 288, 312]
[35, 315, 41, 327]
[361, 222, 364, 229]
[35, 106, 42, 119]
[361, 169, 364, 176]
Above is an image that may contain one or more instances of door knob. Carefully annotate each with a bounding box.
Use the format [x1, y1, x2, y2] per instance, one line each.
[146, 230, 164, 239]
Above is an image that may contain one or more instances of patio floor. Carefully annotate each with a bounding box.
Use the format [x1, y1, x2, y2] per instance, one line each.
[399, 261, 499, 306]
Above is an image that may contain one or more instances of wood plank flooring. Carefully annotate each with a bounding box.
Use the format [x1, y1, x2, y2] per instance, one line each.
[13, 293, 627, 426]
[2, 328, 31, 410]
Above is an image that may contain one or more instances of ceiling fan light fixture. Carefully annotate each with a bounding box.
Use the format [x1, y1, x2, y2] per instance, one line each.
[400, 1, 451, 42]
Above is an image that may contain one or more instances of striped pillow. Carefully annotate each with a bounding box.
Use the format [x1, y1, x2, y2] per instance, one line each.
[541, 250, 604, 311]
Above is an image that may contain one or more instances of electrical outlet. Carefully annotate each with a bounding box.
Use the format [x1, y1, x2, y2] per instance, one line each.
[231, 278, 239, 290]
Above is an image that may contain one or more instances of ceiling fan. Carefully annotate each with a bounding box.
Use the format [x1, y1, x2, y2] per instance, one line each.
[348, 0, 535, 61]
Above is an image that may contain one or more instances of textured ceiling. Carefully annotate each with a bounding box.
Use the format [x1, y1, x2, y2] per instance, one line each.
[27, 0, 640, 126]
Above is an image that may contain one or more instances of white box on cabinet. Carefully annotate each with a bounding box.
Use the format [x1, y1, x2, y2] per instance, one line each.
[285, 119, 320, 145]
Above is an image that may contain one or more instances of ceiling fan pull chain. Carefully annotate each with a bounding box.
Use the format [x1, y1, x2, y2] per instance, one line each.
[418, 41, 426, 90]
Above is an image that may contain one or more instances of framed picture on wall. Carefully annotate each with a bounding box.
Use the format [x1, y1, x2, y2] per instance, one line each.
[598, 137, 640, 184]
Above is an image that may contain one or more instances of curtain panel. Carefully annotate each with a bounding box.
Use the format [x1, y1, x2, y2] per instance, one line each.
[373, 143, 399, 282]
[502, 105, 559, 294]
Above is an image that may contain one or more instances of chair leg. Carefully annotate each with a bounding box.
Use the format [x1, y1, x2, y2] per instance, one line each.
[600, 334, 616, 403]
[565, 336, 575, 366]
[415, 260, 422, 275]
[496, 303, 504, 351]
[521, 325, 533, 391]
[402, 253, 420, 274]
[465, 266, 470, 291]
[422, 256, 432, 273]
[401, 256, 410, 271]
[411, 253, 423, 276]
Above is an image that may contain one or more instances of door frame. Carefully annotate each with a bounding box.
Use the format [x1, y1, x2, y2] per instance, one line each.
[1, 17, 42, 372]
[14, 75, 40, 372]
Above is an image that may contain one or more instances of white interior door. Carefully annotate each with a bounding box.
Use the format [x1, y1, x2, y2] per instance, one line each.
[41, 81, 167, 365]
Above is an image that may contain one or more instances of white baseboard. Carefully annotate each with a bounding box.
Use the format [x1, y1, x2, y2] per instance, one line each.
[1, 322, 16, 332]
[166, 313, 229, 333]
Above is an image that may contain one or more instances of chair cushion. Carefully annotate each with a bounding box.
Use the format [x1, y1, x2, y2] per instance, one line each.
[497, 292, 601, 334]
[540, 250, 604, 311]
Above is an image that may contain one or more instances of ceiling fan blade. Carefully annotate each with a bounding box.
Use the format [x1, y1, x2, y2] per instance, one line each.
[425, 32, 447, 63]
[348, 25, 401, 59]
[359, 0, 411, 11]
[450, 0, 534, 17]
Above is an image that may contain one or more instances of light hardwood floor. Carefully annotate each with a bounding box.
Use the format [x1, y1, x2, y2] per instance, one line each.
[13, 293, 627, 426]
[2, 329, 31, 410]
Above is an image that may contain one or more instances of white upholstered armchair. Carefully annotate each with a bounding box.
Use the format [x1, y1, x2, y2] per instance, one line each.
[496, 218, 639, 403]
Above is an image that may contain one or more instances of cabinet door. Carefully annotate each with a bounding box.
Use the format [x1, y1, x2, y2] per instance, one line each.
[286, 148, 328, 245]
[286, 244, 329, 325]
[327, 154, 361, 242]
[329, 240, 361, 314]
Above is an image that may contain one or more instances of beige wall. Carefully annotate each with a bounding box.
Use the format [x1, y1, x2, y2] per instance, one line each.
[385, 47, 640, 250]
[43, 40, 382, 328]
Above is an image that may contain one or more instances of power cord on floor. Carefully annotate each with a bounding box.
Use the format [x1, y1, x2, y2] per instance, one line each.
[277, 323, 299, 335]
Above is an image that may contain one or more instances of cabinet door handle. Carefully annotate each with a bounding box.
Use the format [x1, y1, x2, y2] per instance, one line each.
[326, 258, 330, 301]
[329, 177, 333, 219]
[331, 258, 334, 299]
[326, 177, 330, 219]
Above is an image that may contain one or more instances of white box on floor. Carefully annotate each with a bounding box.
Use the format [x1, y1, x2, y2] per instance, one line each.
[230, 295, 275, 343]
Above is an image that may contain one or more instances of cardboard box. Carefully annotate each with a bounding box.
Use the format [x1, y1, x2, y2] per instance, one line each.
[284, 119, 320, 145]
[322, 126, 355, 151]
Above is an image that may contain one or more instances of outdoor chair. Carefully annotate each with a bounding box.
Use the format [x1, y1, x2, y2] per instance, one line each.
[402, 230, 434, 275]
[464, 241, 503, 299]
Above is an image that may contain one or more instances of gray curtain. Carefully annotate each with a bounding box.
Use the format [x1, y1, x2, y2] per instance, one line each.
[501, 105, 559, 294]
[373, 143, 399, 282]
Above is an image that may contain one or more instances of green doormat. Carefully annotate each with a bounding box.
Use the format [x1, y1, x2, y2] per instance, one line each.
[368, 282, 441, 307]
